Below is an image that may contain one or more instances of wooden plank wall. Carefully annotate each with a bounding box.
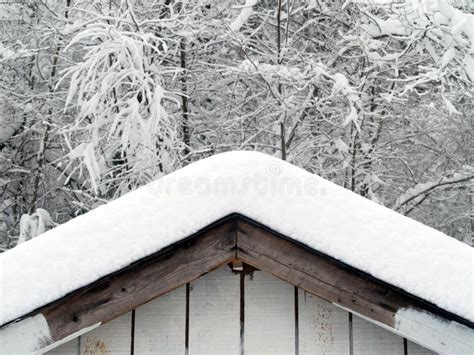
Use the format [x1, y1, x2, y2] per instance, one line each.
[299, 290, 350, 354]
[352, 314, 404, 354]
[245, 271, 295, 354]
[47, 266, 436, 355]
[80, 312, 132, 354]
[134, 286, 186, 354]
[47, 337, 80, 355]
[189, 266, 240, 354]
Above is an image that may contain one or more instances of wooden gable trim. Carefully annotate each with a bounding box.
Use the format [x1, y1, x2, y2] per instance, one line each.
[0, 216, 237, 354]
[1, 214, 472, 354]
[235, 217, 473, 354]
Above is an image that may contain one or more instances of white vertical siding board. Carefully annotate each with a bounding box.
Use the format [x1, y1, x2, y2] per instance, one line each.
[46, 337, 80, 355]
[353, 314, 404, 355]
[134, 286, 186, 355]
[298, 291, 350, 355]
[80, 312, 131, 354]
[245, 271, 295, 355]
[407, 340, 437, 355]
[44, 271, 444, 355]
[189, 266, 240, 355]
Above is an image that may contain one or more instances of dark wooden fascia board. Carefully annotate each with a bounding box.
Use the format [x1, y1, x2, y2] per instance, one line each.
[235, 215, 473, 329]
[0, 213, 472, 354]
[0, 215, 238, 352]
[45, 217, 237, 342]
[235, 216, 473, 354]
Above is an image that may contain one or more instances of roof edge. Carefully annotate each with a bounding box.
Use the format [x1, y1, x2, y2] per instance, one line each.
[2, 213, 473, 330]
[1, 214, 472, 354]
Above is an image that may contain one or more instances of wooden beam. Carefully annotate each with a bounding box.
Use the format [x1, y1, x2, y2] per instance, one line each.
[235, 218, 473, 354]
[1, 214, 472, 354]
[0, 217, 237, 353]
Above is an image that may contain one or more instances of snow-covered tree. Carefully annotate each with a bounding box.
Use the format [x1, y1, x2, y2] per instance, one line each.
[1, 0, 472, 249]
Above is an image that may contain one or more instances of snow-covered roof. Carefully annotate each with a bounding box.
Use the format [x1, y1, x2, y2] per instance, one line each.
[1, 151, 472, 326]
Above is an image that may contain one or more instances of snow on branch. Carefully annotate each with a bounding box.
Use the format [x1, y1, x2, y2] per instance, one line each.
[349, 0, 473, 102]
[17, 209, 56, 245]
[237, 57, 363, 132]
[58, 19, 181, 195]
[394, 167, 474, 211]
[229, 0, 258, 32]
[0, 111, 21, 144]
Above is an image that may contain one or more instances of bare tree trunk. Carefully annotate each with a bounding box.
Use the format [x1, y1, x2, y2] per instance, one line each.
[277, 0, 286, 160]
[180, 38, 190, 157]
[30, 0, 72, 212]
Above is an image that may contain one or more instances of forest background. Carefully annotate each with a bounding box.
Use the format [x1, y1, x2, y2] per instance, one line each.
[0, 0, 472, 249]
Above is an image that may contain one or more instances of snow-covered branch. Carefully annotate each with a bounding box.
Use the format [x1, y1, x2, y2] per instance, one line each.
[229, 0, 258, 32]
[394, 169, 474, 211]
[17, 208, 56, 245]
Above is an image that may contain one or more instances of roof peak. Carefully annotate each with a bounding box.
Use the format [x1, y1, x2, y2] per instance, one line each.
[1, 151, 472, 327]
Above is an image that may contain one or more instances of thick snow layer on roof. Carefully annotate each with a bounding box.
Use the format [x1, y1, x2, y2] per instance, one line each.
[1, 151, 473, 325]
